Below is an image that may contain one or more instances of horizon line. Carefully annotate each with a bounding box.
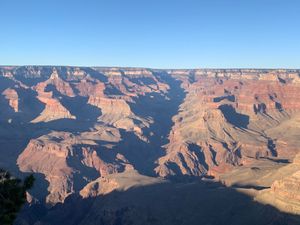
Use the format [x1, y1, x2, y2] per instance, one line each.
[1, 64, 300, 71]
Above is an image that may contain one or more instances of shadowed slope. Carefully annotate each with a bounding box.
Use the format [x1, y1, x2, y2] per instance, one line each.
[16, 178, 300, 225]
[114, 71, 186, 175]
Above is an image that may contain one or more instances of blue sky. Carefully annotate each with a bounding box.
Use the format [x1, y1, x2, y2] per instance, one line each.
[0, 0, 299, 68]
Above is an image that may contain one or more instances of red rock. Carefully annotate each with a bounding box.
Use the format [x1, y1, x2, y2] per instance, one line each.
[2, 88, 19, 112]
[0, 66, 300, 209]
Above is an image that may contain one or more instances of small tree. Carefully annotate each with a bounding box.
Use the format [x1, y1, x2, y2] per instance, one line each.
[0, 169, 35, 225]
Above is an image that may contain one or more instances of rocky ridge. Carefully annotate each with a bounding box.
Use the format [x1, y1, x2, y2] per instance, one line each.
[0, 66, 300, 218]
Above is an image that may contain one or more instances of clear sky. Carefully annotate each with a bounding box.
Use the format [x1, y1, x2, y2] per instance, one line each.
[0, 0, 299, 68]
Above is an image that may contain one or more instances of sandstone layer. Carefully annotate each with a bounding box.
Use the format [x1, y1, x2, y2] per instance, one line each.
[0, 66, 299, 221]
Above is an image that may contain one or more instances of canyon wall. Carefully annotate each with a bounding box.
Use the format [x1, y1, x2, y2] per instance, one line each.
[0, 66, 300, 218]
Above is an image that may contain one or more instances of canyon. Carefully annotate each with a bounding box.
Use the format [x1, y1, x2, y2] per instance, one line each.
[0, 66, 300, 224]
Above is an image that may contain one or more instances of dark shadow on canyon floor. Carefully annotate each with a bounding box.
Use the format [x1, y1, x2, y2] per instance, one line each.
[15, 179, 300, 225]
[116, 71, 186, 176]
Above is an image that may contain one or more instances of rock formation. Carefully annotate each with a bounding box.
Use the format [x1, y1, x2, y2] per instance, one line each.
[0, 66, 300, 222]
[2, 88, 19, 112]
[255, 154, 300, 214]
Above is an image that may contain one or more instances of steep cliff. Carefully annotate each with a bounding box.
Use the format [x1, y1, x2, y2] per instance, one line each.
[0, 66, 300, 218]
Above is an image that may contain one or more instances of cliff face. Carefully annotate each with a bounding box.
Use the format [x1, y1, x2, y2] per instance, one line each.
[156, 70, 300, 178]
[2, 88, 19, 112]
[255, 154, 300, 214]
[0, 66, 300, 217]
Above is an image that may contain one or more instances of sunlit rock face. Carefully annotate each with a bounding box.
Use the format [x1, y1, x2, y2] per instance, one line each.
[255, 154, 300, 215]
[156, 69, 300, 178]
[1, 66, 300, 219]
[2, 88, 19, 112]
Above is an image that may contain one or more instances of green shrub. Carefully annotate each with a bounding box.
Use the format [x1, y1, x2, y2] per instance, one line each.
[0, 169, 35, 225]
